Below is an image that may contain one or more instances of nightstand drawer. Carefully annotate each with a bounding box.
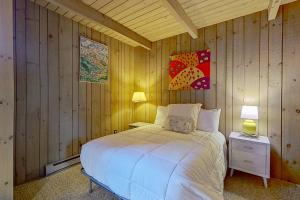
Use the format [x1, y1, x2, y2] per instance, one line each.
[232, 139, 266, 156]
[232, 150, 265, 175]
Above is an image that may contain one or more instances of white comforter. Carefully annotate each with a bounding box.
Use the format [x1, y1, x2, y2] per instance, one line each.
[80, 124, 227, 200]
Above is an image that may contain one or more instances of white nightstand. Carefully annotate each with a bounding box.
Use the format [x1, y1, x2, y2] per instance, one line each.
[128, 122, 152, 129]
[229, 132, 270, 188]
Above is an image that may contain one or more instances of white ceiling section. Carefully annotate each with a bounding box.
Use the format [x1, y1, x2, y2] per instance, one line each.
[33, 0, 297, 49]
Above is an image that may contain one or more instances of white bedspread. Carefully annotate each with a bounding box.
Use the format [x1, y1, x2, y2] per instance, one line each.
[80, 124, 227, 200]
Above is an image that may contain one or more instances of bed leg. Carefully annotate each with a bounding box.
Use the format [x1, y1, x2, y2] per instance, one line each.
[230, 168, 234, 177]
[263, 177, 268, 188]
[89, 179, 93, 193]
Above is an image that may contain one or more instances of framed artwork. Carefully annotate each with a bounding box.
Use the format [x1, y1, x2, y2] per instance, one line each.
[168, 49, 210, 90]
[80, 36, 108, 83]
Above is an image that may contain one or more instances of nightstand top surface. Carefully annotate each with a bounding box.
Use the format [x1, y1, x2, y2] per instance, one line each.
[230, 132, 270, 144]
[129, 122, 152, 127]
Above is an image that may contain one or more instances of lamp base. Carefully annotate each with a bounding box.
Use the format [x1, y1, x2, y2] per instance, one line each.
[242, 119, 257, 137]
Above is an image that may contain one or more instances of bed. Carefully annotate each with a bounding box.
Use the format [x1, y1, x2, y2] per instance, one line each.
[80, 124, 227, 200]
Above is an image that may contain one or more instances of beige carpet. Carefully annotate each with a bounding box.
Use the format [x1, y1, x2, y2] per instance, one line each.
[15, 164, 300, 200]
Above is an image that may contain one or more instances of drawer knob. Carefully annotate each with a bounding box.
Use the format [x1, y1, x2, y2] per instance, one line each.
[244, 160, 253, 164]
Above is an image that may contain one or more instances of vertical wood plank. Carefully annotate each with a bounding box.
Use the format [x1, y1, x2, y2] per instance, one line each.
[104, 35, 112, 135]
[134, 46, 146, 122]
[78, 24, 87, 150]
[15, 0, 27, 185]
[129, 46, 135, 124]
[149, 42, 157, 122]
[232, 17, 245, 131]
[145, 48, 150, 123]
[190, 35, 198, 104]
[86, 27, 92, 141]
[195, 29, 205, 104]
[169, 36, 177, 104]
[124, 45, 131, 126]
[115, 41, 120, 130]
[121, 43, 125, 129]
[259, 10, 269, 137]
[26, 0, 40, 180]
[48, 10, 60, 163]
[244, 13, 260, 106]
[119, 43, 124, 128]
[244, 12, 260, 138]
[0, 0, 14, 197]
[39, 6, 48, 176]
[111, 38, 119, 132]
[176, 35, 181, 103]
[225, 21, 233, 138]
[216, 22, 227, 134]
[59, 16, 73, 159]
[204, 25, 217, 109]
[72, 21, 79, 154]
[162, 39, 170, 105]
[124, 44, 129, 128]
[91, 30, 101, 139]
[282, 2, 300, 184]
[268, 8, 283, 179]
[118, 43, 122, 128]
[180, 33, 191, 103]
[100, 34, 106, 136]
[156, 40, 162, 106]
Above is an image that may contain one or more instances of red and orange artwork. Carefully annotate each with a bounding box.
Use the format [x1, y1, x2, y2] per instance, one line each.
[168, 49, 210, 90]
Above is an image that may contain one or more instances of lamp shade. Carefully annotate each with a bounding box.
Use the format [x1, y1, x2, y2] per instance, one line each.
[132, 92, 147, 103]
[240, 106, 258, 120]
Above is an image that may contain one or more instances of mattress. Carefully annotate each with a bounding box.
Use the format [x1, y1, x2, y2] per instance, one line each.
[80, 124, 227, 200]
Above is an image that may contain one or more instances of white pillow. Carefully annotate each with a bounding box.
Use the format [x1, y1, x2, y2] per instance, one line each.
[164, 104, 202, 133]
[196, 108, 221, 133]
[154, 106, 168, 126]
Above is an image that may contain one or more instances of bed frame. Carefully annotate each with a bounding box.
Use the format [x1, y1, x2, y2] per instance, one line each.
[81, 168, 129, 200]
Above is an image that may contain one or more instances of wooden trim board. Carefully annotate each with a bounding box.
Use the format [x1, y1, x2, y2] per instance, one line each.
[46, 0, 152, 50]
[160, 0, 198, 39]
[0, 0, 14, 199]
[269, 0, 282, 20]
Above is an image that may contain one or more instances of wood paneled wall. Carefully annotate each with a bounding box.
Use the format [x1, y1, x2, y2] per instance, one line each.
[14, 0, 300, 185]
[134, 2, 300, 184]
[0, 0, 14, 198]
[14, 0, 134, 185]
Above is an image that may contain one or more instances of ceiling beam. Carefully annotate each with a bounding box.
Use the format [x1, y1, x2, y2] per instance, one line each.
[281, 0, 297, 5]
[160, 0, 198, 39]
[268, 0, 282, 20]
[46, 0, 152, 50]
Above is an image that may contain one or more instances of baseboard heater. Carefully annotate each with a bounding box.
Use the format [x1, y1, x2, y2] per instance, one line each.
[46, 154, 80, 176]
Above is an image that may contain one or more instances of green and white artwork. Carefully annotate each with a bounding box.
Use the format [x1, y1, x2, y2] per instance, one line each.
[80, 36, 108, 83]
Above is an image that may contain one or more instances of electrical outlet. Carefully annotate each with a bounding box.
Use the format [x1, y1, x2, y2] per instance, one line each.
[113, 130, 118, 134]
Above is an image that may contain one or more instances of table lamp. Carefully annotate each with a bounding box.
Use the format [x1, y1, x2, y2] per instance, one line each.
[132, 92, 147, 103]
[132, 92, 147, 122]
[240, 105, 258, 137]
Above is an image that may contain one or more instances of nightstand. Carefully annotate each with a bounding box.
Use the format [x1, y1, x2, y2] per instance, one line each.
[229, 132, 270, 188]
[128, 122, 152, 129]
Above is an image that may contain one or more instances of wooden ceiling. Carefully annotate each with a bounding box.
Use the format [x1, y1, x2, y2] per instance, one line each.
[33, 0, 296, 48]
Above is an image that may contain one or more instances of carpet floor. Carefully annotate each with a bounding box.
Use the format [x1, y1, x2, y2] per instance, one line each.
[14, 164, 300, 200]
